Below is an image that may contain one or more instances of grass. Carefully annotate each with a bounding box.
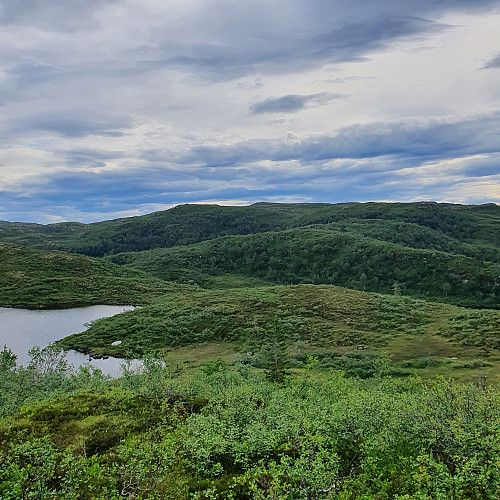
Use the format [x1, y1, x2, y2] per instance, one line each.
[59, 285, 440, 354]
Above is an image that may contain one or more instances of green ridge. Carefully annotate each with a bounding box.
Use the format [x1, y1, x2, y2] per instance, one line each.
[1, 201, 498, 255]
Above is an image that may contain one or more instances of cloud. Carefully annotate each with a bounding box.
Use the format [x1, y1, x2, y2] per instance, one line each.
[5, 112, 132, 139]
[157, 15, 447, 82]
[307, 16, 443, 60]
[180, 112, 500, 167]
[57, 148, 126, 167]
[29, 117, 127, 138]
[2, 112, 499, 223]
[127, 0, 497, 83]
[0, 0, 117, 31]
[250, 92, 344, 114]
[482, 52, 500, 69]
[0, 0, 499, 222]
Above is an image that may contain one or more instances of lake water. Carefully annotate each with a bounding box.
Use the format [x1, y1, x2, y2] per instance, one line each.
[0, 305, 140, 376]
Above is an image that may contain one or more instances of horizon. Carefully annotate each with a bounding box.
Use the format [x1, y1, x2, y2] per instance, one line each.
[2, 199, 499, 225]
[1, 1, 499, 223]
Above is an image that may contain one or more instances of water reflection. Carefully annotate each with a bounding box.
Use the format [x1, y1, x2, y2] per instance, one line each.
[0, 305, 140, 376]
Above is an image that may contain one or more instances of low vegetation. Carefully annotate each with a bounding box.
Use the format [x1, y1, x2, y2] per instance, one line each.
[0, 346, 499, 499]
[59, 284, 500, 383]
[59, 285, 444, 355]
[0, 243, 173, 308]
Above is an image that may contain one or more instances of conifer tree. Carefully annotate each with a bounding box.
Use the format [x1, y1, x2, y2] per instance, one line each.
[260, 315, 291, 383]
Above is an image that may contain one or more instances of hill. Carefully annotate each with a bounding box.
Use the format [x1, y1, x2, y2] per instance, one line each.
[60, 284, 500, 380]
[107, 226, 500, 308]
[1, 202, 499, 256]
[2, 202, 498, 308]
[0, 243, 174, 309]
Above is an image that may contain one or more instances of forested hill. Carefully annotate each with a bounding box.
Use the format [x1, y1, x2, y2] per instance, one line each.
[1, 202, 498, 308]
[0, 201, 499, 257]
[106, 227, 500, 308]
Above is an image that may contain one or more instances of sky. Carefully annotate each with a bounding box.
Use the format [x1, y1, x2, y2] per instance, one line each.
[1, 0, 499, 223]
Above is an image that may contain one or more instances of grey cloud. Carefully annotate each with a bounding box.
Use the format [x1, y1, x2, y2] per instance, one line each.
[461, 162, 500, 178]
[60, 148, 127, 161]
[146, 0, 497, 82]
[250, 92, 344, 114]
[0, 1, 491, 98]
[14, 113, 132, 138]
[307, 0, 499, 19]
[30, 119, 125, 138]
[159, 16, 446, 81]
[181, 112, 500, 167]
[413, 0, 498, 14]
[6, 165, 214, 208]
[167, 54, 252, 81]
[7, 62, 64, 88]
[0, 59, 172, 108]
[5, 146, 498, 223]
[482, 53, 500, 69]
[0, 0, 116, 31]
[0, 63, 79, 107]
[57, 148, 127, 168]
[308, 16, 443, 60]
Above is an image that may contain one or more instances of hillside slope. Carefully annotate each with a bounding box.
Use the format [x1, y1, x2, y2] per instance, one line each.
[0, 243, 173, 308]
[60, 284, 500, 356]
[107, 227, 500, 308]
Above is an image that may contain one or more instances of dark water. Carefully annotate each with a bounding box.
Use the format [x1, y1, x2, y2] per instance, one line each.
[0, 305, 140, 376]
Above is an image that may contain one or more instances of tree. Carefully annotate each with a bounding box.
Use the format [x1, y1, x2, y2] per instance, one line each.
[392, 281, 401, 296]
[259, 315, 291, 383]
[359, 272, 368, 291]
[0, 345, 17, 372]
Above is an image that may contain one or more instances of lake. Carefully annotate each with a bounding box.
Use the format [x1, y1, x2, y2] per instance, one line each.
[0, 305, 140, 376]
